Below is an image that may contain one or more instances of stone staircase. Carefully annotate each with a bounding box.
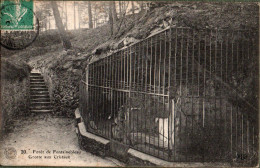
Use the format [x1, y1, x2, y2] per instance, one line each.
[30, 72, 52, 113]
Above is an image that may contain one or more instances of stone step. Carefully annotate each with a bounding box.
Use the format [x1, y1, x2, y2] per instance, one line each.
[30, 75, 43, 78]
[30, 73, 41, 76]
[30, 76, 44, 80]
[30, 83, 46, 86]
[31, 98, 50, 102]
[30, 91, 49, 95]
[30, 85, 47, 89]
[30, 81, 45, 84]
[31, 102, 51, 106]
[30, 79, 44, 82]
[30, 95, 50, 99]
[31, 109, 52, 113]
[30, 88, 48, 92]
[30, 106, 52, 110]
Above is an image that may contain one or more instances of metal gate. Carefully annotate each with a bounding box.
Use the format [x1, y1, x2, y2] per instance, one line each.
[79, 27, 258, 164]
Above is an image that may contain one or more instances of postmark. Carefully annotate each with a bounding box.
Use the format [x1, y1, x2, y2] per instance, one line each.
[4, 147, 17, 159]
[0, 0, 39, 50]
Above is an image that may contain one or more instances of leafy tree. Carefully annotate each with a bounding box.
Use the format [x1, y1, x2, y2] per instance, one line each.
[51, 1, 71, 49]
[88, 1, 93, 29]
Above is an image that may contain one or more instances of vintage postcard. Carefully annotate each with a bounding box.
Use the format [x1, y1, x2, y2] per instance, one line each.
[0, 0, 259, 167]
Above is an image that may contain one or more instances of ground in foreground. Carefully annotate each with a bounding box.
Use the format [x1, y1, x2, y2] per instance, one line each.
[0, 113, 120, 166]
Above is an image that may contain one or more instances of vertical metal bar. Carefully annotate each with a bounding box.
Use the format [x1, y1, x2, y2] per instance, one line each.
[242, 115, 244, 161]
[168, 28, 172, 159]
[247, 34, 250, 60]
[198, 32, 201, 97]
[137, 43, 141, 91]
[98, 62, 101, 133]
[133, 45, 136, 89]
[123, 49, 126, 89]
[150, 37, 156, 155]
[154, 34, 157, 94]
[157, 34, 161, 157]
[148, 37, 152, 154]
[252, 123, 255, 163]
[180, 28, 183, 96]
[186, 30, 189, 90]
[161, 31, 167, 158]
[128, 47, 132, 146]
[175, 29, 177, 88]
[140, 41, 144, 148]
[235, 97, 238, 160]
[247, 120, 249, 155]
[230, 105, 233, 161]
[136, 44, 140, 151]
[214, 29, 217, 133]
[132, 46, 136, 145]
[179, 28, 184, 159]
[145, 39, 148, 93]
[127, 48, 129, 89]
[110, 56, 113, 137]
[102, 63, 104, 136]
[118, 53, 120, 89]
[103, 58, 106, 137]
[220, 31, 225, 134]
[209, 29, 212, 79]
[231, 31, 234, 74]
[173, 28, 178, 161]
[225, 32, 228, 83]
[115, 55, 119, 138]
[185, 29, 189, 161]
[236, 31, 239, 75]
[92, 64, 96, 131]
[241, 35, 244, 73]
[106, 57, 109, 137]
[191, 29, 195, 140]
[95, 63, 98, 132]
[203, 32, 206, 128]
[158, 34, 162, 156]
[144, 39, 148, 151]
[150, 37, 153, 92]
[159, 34, 162, 94]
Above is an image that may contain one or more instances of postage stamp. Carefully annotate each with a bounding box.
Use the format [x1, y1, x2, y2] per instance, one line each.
[1, 0, 34, 30]
[0, 0, 39, 50]
[0, 1, 259, 167]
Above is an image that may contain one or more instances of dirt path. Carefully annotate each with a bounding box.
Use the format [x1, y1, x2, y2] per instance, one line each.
[0, 113, 120, 166]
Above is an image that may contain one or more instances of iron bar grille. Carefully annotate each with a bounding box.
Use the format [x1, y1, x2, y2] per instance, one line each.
[79, 27, 258, 164]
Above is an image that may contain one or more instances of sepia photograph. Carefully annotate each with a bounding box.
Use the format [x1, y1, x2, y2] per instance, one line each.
[0, 0, 259, 167]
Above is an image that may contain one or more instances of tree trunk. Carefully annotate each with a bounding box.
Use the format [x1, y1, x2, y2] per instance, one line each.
[65, 2, 68, 30]
[108, 2, 113, 36]
[140, 2, 144, 11]
[62, 1, 64, 19]
[93, 6, 96, 28]
[112, 1, 118, 21]
[119, 1, 122, 18]
[51, 1, 72, 50]
[74, 1, 76, 29]
[88, 1, 93, 29]
[131, 1, 135, 14]
[48, 16, 50, 30]
[78, 4, 81, 29]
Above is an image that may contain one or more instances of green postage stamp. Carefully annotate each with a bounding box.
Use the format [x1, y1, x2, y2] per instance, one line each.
[0, 0, 34, 30]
